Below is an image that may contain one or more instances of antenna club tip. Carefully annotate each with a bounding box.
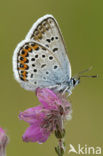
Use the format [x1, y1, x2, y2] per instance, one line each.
[92, 75, 98, 78]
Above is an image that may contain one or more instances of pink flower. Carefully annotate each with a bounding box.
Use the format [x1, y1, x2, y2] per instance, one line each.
[0, 128, 8, 156]
[0, 128, 8, 145]
[19, 88, 71, 144]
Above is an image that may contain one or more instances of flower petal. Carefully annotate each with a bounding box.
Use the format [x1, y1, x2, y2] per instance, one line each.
[36, 88, 60, 109]
[22, 125, 50, 143]
[19, 106, 45, 124]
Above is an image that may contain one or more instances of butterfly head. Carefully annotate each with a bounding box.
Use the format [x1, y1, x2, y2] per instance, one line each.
[71, 77, 80, 88]
[65, 77, 80, 96]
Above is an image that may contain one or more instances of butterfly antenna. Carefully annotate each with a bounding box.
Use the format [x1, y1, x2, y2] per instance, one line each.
[78, 66, 93, 75]
[74, 66, 94, 78]
[79, 74, 98, 78]
[74, 66, 98, 79]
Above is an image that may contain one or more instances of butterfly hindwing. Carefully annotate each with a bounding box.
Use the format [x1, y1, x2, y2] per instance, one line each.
[26, 15, 71, 79]
[13, 40, 67, 91]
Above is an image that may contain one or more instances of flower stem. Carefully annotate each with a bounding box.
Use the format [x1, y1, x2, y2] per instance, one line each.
[55, 117, 65, 156]
[0, 146, 6, 156]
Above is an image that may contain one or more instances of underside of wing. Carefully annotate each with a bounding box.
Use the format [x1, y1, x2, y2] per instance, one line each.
[13, 40, 67, 91]
[25, 14, 71, 79]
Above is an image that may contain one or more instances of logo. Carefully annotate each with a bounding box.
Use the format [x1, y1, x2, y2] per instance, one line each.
[68, 144, 102, 155]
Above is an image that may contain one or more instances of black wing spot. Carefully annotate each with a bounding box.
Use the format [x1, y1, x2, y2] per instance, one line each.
[20, 57, 23, 61]
[53, 48, 58, 52]
[43, 77, 46, 80]
[46, 39, 51, 43]
[54, 65, 58, 69]
[20, 64, 24, 68]
[46, 71, 49, 74]
[34, 81, 37, 84]
[30, 74, 33, 78]
[25, 46, 29, 49]
[42, 47, 46, 51]
[51, 37, 54, 41]
[34, 69, 37, 72]
[20, 77, 25, 81]
[31, 58, 35, 61]
[26, 66, 29, 70]
[55, 37, 58, 40]
[49, 56, 53, 60]
[32, 64, 35, 67]
[21, 51, 25, 54]
[26, 53, 29, 57]
[28, 48, 32, 52]
[35, 55, 38, 58]
[42, 55, 45, 58]
[31, 43, 35, 46]
[41, 64, 46, 68]
[45, 44, 49, 48]
[25, 59, 29, 63]
[35, 47, 40, 51]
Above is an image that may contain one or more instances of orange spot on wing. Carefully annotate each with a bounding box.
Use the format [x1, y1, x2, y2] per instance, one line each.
[20, 50, 28, 57]
[22, 71, 26, 76]
[24, 49, 28, 52]
[20, 58, 27, 63]
[23, 76, 26, 80]
[19, 67, 25, 70]
[33, 45, 39, 50]
[24, 64, 28, 69]
[28, 47, 32, 51]
[19, 64, 28, 70]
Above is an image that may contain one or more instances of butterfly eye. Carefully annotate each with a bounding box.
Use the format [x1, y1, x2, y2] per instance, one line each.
[73, 79, 76, 85]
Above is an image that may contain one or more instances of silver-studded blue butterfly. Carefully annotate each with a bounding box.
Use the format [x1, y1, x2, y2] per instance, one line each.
[13, 14, 80, 95]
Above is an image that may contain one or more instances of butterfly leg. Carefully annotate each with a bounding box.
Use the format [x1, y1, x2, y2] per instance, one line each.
[62, 86, 69, 95]
[67, 90, 72, 97]
[48, 85, 60, 89]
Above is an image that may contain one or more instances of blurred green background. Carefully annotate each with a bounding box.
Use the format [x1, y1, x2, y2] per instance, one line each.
[0, 0, 103, 155]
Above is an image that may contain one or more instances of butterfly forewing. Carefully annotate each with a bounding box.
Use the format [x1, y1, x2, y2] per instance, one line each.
[26, 15, 71, 79]
[13, 40, 66, 91]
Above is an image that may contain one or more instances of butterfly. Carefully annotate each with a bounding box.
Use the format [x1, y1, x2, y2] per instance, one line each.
[13, 14, 80, 95]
